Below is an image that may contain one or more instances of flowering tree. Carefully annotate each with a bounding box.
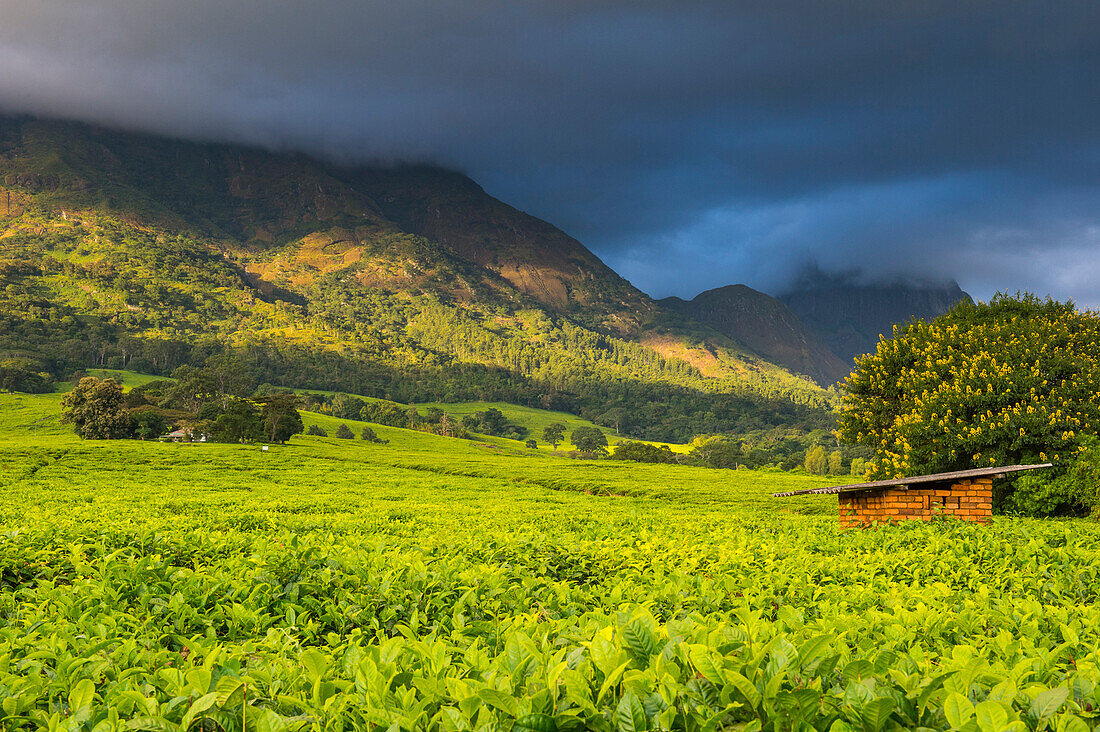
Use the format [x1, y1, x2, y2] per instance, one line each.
[838, 294, 1100, 480]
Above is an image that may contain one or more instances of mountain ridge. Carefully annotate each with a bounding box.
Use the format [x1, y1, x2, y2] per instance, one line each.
[0, 114, 832, 440]
[661, 285, 851, 386]
[778, 269, 972, 366]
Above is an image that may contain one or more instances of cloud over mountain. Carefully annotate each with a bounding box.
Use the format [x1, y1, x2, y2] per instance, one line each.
[2, 1, 1098, 304]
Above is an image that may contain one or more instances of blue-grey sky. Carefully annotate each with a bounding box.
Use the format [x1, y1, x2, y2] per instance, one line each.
[1, 1, 1098, 305]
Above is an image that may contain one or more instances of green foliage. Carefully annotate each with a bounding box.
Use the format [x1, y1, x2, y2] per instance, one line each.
[613, 441, 678, 464]
[209, 399, 265, 443]
[571, 426, 608, 454]
[331, 392, 366, 420]
[688, 435, 742, 469]
[1006, 438, 1100, 517]
[850, 457, 867, 477]
[258, 394, 304, 443]
[335, 423, 354, 439]
[839, 294, 1100, 485]
[360, 399, 409, 428]
[130, 408, 166, 440]
[60, 377, 130, 439]
[0, 392, 1098, 730]
[360, 425, 384, 443]
[828, 450, 843, 475]
[307, 424, 328, 437]
[462, 407, 527, 439]
[525, 438, 538, 449]
[804, 445, 827, 475]
[0, 358, 53, 394]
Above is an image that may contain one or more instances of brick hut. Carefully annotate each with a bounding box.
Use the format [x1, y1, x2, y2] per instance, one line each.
[774, 464, 1051, 527]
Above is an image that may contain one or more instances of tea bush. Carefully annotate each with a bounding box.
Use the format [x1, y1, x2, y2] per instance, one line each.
[1, 396, 1099, 730]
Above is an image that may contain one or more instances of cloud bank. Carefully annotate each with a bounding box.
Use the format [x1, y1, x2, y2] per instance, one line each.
[1, 1, 1098, 304]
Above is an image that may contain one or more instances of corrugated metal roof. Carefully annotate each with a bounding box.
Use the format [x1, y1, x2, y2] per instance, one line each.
[772, 463, 1053, 497]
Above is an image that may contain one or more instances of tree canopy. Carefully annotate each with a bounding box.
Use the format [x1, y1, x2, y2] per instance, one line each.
[542, 423, 566, 450]
[61, 377, 130, 439]
[571, 426, 608, 454]
[838, 294, 1100, 480]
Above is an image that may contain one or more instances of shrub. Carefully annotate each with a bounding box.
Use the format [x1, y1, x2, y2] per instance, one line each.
[209, 399, 264, 443]
[131, 409, 166, 441]
[359, 400, 407, 428]
[462, 408, 526, 438]
[1004, 439, 1100, 517]
[688, 436, 740, 468]
[331, 392, 365, 420]
[361, 426, 387, 443]
[307, 425, 328, 437]
[525, 439, 538, 449]
[614, 441, 677, 464]
[335, 423, 354, 439]
[804, 446, 827, 475]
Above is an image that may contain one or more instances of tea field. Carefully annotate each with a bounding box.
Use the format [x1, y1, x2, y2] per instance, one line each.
[1, 393, 1100, 731]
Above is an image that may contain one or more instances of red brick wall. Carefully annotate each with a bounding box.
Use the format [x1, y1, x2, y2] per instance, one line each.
[838, 477, 993, 528]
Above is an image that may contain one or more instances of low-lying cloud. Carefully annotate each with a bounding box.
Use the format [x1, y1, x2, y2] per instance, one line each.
[1, 1, 1098, 304]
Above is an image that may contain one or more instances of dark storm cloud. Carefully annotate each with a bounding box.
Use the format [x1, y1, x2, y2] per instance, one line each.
[1, 1, 1098, 304]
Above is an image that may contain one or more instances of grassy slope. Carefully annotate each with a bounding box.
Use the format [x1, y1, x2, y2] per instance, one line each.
[292, 385, 688, 452]
[53, 368, 684, 452]
[0, 391, 69, 436]
[1, 389, 825, 501]
[85, 368, 167, 387]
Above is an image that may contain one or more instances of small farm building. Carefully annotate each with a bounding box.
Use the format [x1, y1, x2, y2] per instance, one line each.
[774, 464, 1052, 527]
[160, 429, 208, 443]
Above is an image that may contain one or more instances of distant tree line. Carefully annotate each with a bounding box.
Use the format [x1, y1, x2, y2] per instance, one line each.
[60, 359, 307, 443]
[610, 430, 871, 473]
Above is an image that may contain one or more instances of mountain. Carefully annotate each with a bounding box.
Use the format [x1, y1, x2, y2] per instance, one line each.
[0, 115, 833, 440]
[344, 166, 656, 331]
[778, 268, 972, 368]
[660, 285, 850, 386]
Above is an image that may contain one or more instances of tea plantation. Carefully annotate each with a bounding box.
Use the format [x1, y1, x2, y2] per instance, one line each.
[1, 393, 1099, 731]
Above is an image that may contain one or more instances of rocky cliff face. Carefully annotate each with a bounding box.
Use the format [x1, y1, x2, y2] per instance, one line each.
[778, 270, 972, 366]
[342, 166, 658, 332]
[662, 285, 850, 386]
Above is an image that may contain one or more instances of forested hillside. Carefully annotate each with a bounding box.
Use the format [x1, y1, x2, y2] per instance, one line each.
[0, 116, 833, 440]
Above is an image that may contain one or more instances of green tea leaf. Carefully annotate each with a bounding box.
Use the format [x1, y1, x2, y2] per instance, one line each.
[300, 649, 329, 683]
[514, 713, 557, 732]
[1031, 687, 1069, 719]
[622, 618, 658, 669]
[615, 692, 647, 732]
[973, 701, 1007, 732]
[478, 689, 521, 718]
[944, 693, 974, 730]
[69, 678, 95, 721]
[859, 697, 895, 731]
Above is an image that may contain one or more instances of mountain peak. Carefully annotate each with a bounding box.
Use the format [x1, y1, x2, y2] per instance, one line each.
[660, 284, 849, 386]
[777, 265, 972, 364]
